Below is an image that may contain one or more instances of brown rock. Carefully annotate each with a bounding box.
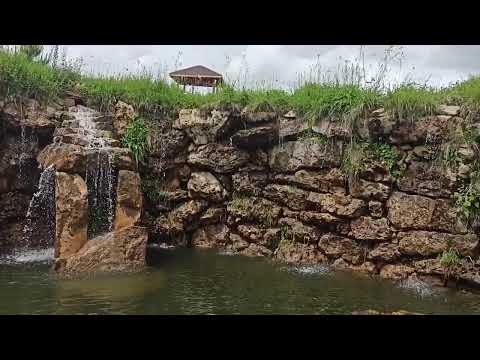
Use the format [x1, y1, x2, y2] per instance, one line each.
[113, 170, 143, 231]
[37, 143, 86, 173]
[274, 242, 328, 264]
[379, 264, 415, 280]
[57, 226, 147, 274]
[318, 233, 364, 264]
[368, 201, 384, 218]
[398, 231, 478, 257]
[113, 101, 136, 137]
[199, 207, 226, 226]
[269, 138, 343, 172]
[263, 184, 309, 211]
[349, 178, 390, 201]
[240, 243, 273, 257]
[231, 126, 277, 149]
[278, 217, 321, 243]
[191, 224, 229, 248]
[187, 143, 250, 173]
[232, 171, 268, 196]
[237, 224, 265, 243]
[187, 171, 227, 203]
[350, 216, 391, 241]
[273, 168, 345, 194]
[167, 200, 208, 234]
[306, 192, 367, 218]
[387, 191, 467, 234]
[230, 233, 250, 251]
[413, 258, 444, 276]
[55, 172, 88, 259]
[227, 197, 282, 227]
[368, 243, 401, 263]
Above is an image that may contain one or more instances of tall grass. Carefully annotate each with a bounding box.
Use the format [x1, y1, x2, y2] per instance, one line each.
[2, 45, 480, 124]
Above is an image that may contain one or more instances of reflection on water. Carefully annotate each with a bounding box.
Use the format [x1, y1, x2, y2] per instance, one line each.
[0, 247, 480, 314]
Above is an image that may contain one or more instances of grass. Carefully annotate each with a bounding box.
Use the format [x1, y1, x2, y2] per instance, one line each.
[121, 117, 150, 164]
[3, 48, 480, 125]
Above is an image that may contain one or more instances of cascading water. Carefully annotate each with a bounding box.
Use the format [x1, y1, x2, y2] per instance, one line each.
[72, 106, 118, 238]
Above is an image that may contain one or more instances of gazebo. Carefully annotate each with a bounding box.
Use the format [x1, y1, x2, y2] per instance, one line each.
[169, 65, 223, 93]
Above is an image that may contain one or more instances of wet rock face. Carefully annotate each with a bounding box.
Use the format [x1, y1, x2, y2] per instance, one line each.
[114, 170, 143, 231]
[138, 105, 480, 292]
[113, 101, 136, 137]
[56, 226, 148, 275]
[55, 172, 89, 259]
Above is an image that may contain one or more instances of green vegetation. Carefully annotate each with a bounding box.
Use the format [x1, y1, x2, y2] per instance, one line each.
[454, 180, 480, 227]
[439, 249, 462, 287]
[141, 175, 169, 203]
[341, 140, 403, 179]
[229, 195, 251, 211]
[279, 225, 296, 248]
[121, 117, 150, 164]
[4, 47, 480, 126]
[298, 127, 328, 145]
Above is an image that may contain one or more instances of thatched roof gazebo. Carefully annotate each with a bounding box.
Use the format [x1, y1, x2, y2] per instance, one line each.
[170, 65, 223, 93]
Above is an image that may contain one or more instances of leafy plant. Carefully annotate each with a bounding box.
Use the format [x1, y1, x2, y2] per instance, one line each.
[121, 117, 149, 164]
[439, 249, 461, 287]
[279, 225, 296, 248]
[369, 142, 403, 178]
[341, 141, 367, 179]
[454, 183, 480, 227]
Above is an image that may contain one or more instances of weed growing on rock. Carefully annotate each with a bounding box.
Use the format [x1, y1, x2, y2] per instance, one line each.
[454, 181, 480, 228]
[121, 117, 150, 164]
[341, 141, 367, 180]
[141, 175, 168, 203]
[279, 225, 296, 248]
[369, 142, 403, 178]
[439, 249, 462, 287]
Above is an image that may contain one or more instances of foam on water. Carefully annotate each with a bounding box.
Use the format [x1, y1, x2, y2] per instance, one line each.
[0, 248, 54, 265]
[282, 264, 331, 275]
[398, 277, 435, 298]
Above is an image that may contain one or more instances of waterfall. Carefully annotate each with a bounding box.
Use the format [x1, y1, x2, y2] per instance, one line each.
[22, 165, 56, 249]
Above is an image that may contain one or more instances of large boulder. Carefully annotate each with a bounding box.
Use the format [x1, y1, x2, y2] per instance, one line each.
[278, 217, 321, 243]
[367, 243, 401, 263]
[56, 226, 148, 275]
[231, 126, 277, 149]
[55, 172, 88, 259]
[187, 171, 227, 203]
[318, 233, 364, 264]
[387, 191, 467, 234]
[306, 192, 367, 218]
[113, 101, 136, 137]
[263, 184, 309, 211]
[398, 231, 478, 257]
[348, 178, 390, 201]
[349, 216, 392, 241]
[174, 109, 239, 145]
[232, 171, 268, 196]
[191, 224, 230, 248]
[37, 143, 86, 173]
[165, 200, 209, 235]
[187, 143, 250, 173]
[227, 197, 282, 227]
[274, 242, 328, 264]
[379, 264, 415, 280]
[113, 170, 143, 231]
[269, 138, 343, 173]
[397, 161, 458, 198]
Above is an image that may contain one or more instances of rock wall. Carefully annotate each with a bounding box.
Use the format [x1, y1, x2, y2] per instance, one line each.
[143, 106, 480, 289]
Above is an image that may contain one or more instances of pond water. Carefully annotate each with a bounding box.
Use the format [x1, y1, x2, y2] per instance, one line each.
[1, 246, 479, 315]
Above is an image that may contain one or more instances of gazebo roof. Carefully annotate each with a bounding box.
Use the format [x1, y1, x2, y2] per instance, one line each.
[170, 65, 223, 79]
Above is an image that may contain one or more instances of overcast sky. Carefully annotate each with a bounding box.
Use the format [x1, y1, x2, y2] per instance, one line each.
[60, 45, 480, 90]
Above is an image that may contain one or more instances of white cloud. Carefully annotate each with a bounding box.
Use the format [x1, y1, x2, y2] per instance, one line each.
[56, 45, 480, 89]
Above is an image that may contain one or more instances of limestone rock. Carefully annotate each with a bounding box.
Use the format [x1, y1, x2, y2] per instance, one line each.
[166, 200, 208, 235]
[349, 178, 390, 201]
[278, 217, 321, 243]
[413, 258, 444, 276]
[278, 117, 309, 139]
[56, 226, 148, 274]
[232, 171, 268, 196]
[242, 111, 277, 124]
[239, 243, 273, 257]
[398, 231, 478, 257]
[113, 170, 143, 231]
[397, 161, 458, 198]
[230, 233, 250, 251]
[318, 233, 364, 264]
[227, 197, 282, 227]
[269, 138, 343, 172]
[368, 243, 401, 263]
[350, 216, 391, 241]
[55, 172, 88, 259]
[263, 184, 309, 211]
[231, 126, 277, 149]
[368, 201, 384, 218]
[191, 224, 229, 248]
[149, 129, 190, 159]
[187, 143, 250, 173]
[187, 171, 227, 203]
[198, 207, 226, 226]
[387, 191, 467, 234]
[273, 168, 345, 194]
[113, 101, 136, 137]
[274, 242, 328, 264]
[306, 192, 367, 218]
[379, 264, 415, 281]
[37, 143, 86, 173]
[438, 105, 460, 116]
